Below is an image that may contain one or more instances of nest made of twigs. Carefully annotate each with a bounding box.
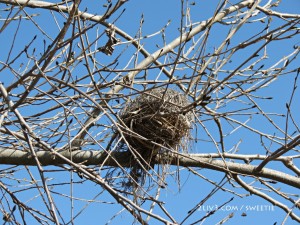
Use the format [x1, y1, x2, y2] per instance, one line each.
[117, 88, 193, 168]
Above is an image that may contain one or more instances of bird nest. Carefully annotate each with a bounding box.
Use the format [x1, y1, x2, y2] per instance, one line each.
[116, 88, 194, 173]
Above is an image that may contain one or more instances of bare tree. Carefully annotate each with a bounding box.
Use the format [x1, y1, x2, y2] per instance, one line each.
[0, 0, 299, 224]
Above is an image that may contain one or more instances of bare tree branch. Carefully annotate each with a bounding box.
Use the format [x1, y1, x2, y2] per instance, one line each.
[0, 149, 299, 189]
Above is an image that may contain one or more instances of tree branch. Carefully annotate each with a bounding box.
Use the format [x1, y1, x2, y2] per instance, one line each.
[0, 149, 299, 189]
[255, 134, 300, 172]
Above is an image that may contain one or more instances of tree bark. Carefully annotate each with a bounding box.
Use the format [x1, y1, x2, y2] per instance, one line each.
[1, 149, 299, 189]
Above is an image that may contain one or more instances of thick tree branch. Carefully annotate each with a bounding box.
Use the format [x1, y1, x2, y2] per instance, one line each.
[0, 149, 299, 189]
